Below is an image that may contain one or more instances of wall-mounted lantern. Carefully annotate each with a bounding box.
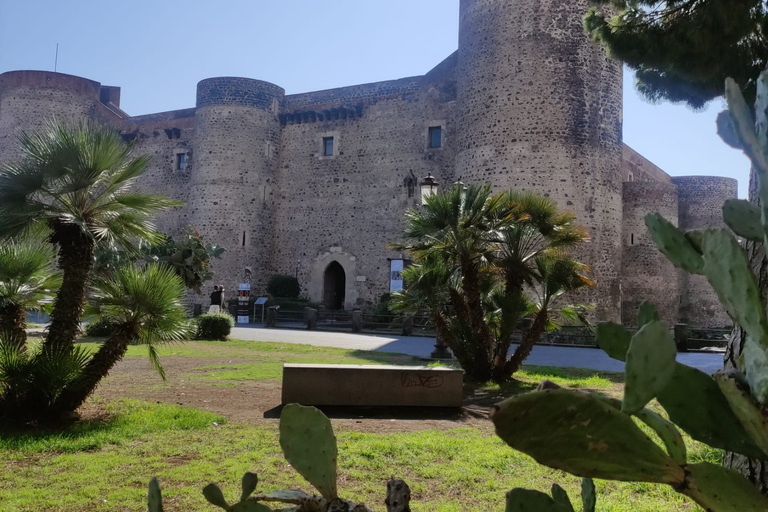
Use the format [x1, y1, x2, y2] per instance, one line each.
[420, 173, 439, 205]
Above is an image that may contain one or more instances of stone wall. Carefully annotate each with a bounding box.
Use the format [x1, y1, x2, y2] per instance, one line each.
[673, 176, 738, 327]
[271, 85, 457, 308]
[454, 0, 624, 320]
[623, 144, 672, 183]
[621, 181, 680, 326]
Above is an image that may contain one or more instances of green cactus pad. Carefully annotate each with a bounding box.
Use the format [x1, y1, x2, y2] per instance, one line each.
[623, 321, 677, 414]
[656, 363, 767, 459]
[505, 489, 572, 512]
[279, 404, 338, 500]
[203, 483, 230, 510]
[725, 77, 768, 177]
[636, 301, 660, 328]
[240, 472, 258, 502]
[581, 479, 596, 512]
[715, 369, 768, 454]
[681, 462, 768, 512]
[583, 392, 687, 464]
[645, 213, 704, 275]
[723, 199, 763, 242]
[595, 322, 631, 362]
[701, 229, 768, 348]
[491, 389, 684, 484]
[741, 337, 768, 404]
[550, 484, 574, 512]
[148, 478, 163, 512]
[717, 110, 742, 149]
[255, 489, 311, 505]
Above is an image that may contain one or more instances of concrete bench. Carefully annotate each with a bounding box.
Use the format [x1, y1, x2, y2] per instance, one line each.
[281, 364, 464, 407]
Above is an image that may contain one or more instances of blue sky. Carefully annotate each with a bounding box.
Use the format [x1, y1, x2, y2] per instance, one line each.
[0, 0, 751, 197]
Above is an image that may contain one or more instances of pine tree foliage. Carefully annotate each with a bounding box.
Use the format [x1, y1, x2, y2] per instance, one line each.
[585, 0, 768, 108]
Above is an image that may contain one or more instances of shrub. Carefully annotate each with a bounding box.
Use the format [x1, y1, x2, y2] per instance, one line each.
[267, 275, 300, 298]
[84, 318, 116, 337]
[195, 312, 234, 341]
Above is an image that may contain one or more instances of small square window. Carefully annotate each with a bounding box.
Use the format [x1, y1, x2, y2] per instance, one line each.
[176, 153, 187, 170]
[429, 126, 442, 148]
[323, 137, 334, 157]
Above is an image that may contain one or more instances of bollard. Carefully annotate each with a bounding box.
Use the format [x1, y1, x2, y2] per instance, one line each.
[352, 309, 363, 333]
[307, 308, 318, 330]
[674, 323, 689, 352]
[266, 306, 279, 328]
[402, 315, 414, 336]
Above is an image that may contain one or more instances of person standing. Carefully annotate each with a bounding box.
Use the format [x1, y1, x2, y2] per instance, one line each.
[209, 285, 222, 313]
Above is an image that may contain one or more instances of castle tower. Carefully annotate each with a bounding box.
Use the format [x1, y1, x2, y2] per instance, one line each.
[0, 71, 119, 162]
[189, 77, 285, 296]
[672, 176, 737, 328]
[455, 0, 624, 320]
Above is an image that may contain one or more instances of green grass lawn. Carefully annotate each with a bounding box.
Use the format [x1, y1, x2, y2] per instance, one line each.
[0, 339, 710, 511]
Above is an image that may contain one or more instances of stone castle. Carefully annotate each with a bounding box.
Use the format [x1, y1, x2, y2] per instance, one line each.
[0, 0, 736, 327]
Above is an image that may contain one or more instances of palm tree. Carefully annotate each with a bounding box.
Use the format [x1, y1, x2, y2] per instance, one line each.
[393, 184, 592, 383]
[55, 264, 190, 413]
[0, 121, 181, 354]
[0, 235, 61, 348]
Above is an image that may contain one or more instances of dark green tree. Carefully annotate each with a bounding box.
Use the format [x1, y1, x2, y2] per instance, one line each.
[585, 0, 768, 108]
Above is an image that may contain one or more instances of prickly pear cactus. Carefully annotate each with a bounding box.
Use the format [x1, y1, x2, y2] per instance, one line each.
[279, 404, 338, 501]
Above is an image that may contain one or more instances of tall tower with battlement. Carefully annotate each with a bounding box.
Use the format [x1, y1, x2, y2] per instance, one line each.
[190, 78, 285, 293]
[455, 0, 625, 320]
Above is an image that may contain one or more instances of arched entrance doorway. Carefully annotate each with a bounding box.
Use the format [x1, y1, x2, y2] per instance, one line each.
[323, 261, 346, 310]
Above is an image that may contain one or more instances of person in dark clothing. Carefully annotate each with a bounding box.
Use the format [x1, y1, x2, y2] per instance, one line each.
[209, 285, 222, 313]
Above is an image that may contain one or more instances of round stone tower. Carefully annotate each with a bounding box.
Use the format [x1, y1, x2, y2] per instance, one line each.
[672, 176, 738, 328]
[0, 71, 108, 162]
[455, 0, 624, 320]
[190, 77, 285, 297]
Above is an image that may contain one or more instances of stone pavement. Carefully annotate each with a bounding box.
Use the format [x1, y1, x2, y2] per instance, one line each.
[230, 326, 725, 374]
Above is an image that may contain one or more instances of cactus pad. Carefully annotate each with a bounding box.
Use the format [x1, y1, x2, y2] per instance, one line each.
[681, 462, 768, 512]
[147, 478, 163, 512]
[505, 489, 572, 512]
[723, 199, 763, 242]
[656, 363, 767, 459]
[701, 229, 768, 348]
[623, 321, 677, 414]
[550, 484, 574, 512]
[595, 322, 631, 361]
[241, 472, 258, 502]
[715, 370, 768, 454]
[279, 404, 338, 500]
[645, 213, 704, 274]
[491, 389, 684, 484]
[581, 479, 596, 512]
[741, 337, 768, 404]
[636, 301, 660, 328]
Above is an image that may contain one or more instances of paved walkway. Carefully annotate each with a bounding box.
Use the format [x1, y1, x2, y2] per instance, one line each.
[230, 326, 725, 374]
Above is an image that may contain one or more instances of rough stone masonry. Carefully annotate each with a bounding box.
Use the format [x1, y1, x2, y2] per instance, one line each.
[0, 0, 736, 327]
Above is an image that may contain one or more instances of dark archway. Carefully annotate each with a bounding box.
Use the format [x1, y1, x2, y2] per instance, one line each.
[323, 261, 346, 310]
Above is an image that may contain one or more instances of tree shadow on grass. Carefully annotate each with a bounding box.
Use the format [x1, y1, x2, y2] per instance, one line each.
[0, 411, 120, 453]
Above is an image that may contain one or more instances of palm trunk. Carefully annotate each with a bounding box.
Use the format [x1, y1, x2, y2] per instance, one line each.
[503, 308, 548, 380]
[460, 261, 494, 371]
[723, 167, 768, 492]
[0, 303, 27, 349]
[44, 223, 94, 353]
[448, 286, 492, 382]
[55, 324, 135, 413]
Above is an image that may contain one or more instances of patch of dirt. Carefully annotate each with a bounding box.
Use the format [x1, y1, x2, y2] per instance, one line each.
[86, 356, 497, 434]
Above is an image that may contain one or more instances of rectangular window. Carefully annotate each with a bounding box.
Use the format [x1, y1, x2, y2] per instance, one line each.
[429, 126, 442, 148]
[176, 153, 187, 170]
[323, 137, 334, 157]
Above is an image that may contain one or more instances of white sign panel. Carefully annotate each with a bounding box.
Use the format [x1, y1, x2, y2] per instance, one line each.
[390, 259, 404, 293]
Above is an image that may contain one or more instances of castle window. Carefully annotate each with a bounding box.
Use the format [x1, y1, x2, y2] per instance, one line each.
[628, 172, 634, 182]
[630, 234, 635, 245]
[323, 137, 334, 157]
[429, 126, 442, 148]
[176, 153, 187, 171]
